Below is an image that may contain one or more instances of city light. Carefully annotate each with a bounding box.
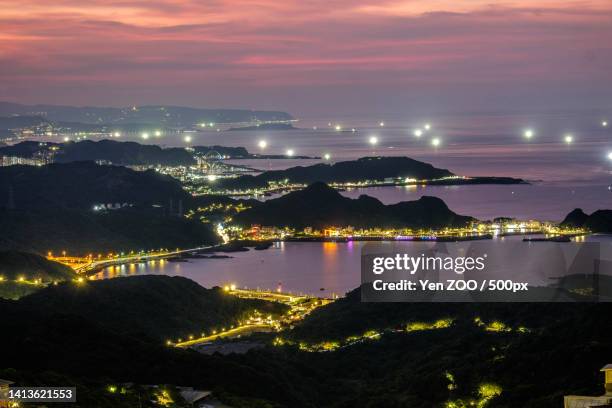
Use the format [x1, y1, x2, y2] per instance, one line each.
[324, 153, 331, 160]
[424, 123, 431, 130]
[141, 132, 149, 140]
[207, 174, 217, 181]
[184, 135, 192, 143]
[431, 137, 441, 147]
[63, 137, 71, 142]
[413, 129, 423, 137]
[258, 140, 267, 149]
[154, 130, 162, 137]
[603, 121, 608, 127]
[286, 149, 295, 157]
[334, 125, 342, 131]
[369, 136, 378, 145]
[564, 134, 574, 144]
[113, 132, 121, 138]
[379, 121, 385, 127]
[608, 151, 612, 161]
[523, 129, 534, 139]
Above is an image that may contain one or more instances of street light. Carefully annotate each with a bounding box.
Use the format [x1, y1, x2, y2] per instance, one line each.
[424, 123, 431, 130]
[523, 129, 534, 139]
[369, 136, 378, 145]
[141, 132, 150, 140]
[431, 138, 441, 147]
[323, 153, 331, 160]
[564, 134, 574, 144]
[413, 129, 423, 138]
[184, 135, 192, 143]
[258, 140, 267, 149]
[286, 149, 294, 157]
[603, 121, 608, 127]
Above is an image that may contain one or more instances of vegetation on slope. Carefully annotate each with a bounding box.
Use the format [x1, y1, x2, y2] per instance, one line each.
[233, 182, 473, 229]
[18, 275, 288, 342]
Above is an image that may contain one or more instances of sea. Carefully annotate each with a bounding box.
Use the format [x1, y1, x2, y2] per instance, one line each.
[41, 109, 612, 294]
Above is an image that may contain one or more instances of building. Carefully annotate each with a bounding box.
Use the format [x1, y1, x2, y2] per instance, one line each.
[0, 155, 46, 167]
[564, 365, 612, 408]
[177, 387, 231, 407]
[0, 379, 14, 408]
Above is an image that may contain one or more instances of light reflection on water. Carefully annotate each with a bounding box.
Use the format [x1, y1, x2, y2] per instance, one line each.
[95, 235, 612, 296]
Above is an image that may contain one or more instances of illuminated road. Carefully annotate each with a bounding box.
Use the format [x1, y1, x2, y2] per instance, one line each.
[171, 288, 332, 348]
[175, 324, 273, 348]
[67, 245, 215, 274]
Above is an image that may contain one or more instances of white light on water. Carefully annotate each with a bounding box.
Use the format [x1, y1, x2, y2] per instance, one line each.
[258, 140, 267, 149]
[413, 129, 423, 137]
[564, 134, 574, 144]
[286, 149, 295, 157]
[369, 136, 378, 145]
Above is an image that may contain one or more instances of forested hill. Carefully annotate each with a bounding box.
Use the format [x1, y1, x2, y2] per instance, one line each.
[233, 182, 474, 229]
[0, 161, 188, 210]
[218, 156, 454, 190]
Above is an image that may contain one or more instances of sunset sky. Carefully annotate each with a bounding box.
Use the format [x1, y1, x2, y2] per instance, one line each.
[1, 0, 611, 116]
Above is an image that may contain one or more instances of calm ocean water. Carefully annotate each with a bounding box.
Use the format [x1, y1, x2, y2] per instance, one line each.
[95, 235, 612, 297]
[214, 111, 611, 221]
[39, 110, 611, 221]
[77, 109, 612, 292]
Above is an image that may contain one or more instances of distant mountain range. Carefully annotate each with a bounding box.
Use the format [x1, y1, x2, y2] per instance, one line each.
[233, 182, 474, 229]
[0, 140, 298, 165]
[0, 102, 294, 127]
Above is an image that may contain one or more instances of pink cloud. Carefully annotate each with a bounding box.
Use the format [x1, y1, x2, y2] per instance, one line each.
[0, 0, 611, 114]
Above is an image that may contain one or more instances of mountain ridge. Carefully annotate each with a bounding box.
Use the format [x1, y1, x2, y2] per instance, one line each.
[233, 182, 474, 229]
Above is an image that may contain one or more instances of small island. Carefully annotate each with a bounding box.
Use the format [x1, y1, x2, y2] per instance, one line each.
[205, 156, 527, 195]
